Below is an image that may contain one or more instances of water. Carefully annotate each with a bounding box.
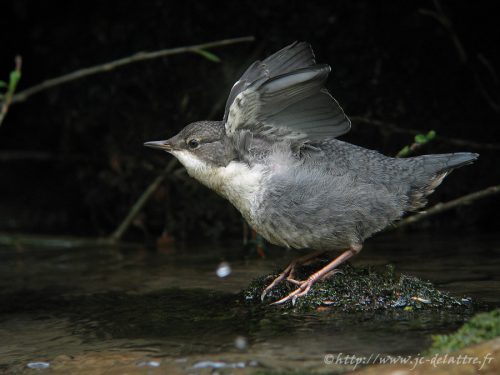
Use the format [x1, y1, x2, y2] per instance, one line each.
[0, 233, 498, 373]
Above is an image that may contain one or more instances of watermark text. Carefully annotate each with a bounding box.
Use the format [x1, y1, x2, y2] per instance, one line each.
[323, 352, 494, 371]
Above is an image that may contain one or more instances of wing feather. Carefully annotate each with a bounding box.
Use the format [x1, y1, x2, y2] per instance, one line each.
[223, 42, 351, 147]
[223, 41, 316, 123]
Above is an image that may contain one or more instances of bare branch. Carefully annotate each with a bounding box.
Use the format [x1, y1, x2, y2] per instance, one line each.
[351, 116, 500, 151]
[0, 232, 119, 248]
[419, 1, 500, 113]
[418, 7, 467, 64]
[478, 53, 499, 84]
[108, 158, 178, 242]
[12, 36, 255, 104]
[391, 185, 500, 230]
[396, 141, 425, 158]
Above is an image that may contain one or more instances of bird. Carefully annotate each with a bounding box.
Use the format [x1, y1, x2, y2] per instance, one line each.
[145, 42, 478, 305]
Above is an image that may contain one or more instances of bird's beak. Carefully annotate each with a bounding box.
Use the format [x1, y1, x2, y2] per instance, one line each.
[144, 140, 172, 151]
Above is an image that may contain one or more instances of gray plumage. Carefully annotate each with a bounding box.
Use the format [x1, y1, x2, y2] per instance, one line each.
[145, 42, 479, 253]
[251, 138, 477, 250]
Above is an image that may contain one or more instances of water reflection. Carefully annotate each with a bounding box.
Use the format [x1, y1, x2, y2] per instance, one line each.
[0, 233, 498, 373]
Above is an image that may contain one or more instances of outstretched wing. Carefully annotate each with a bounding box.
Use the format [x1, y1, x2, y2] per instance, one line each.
[223, 42, 351, 147]
[223, 41, 316, 123]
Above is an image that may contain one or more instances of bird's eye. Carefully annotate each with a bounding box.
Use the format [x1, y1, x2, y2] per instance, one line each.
[187, 139, 199, 149]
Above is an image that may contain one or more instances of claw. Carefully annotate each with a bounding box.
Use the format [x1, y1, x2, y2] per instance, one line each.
[271, 278, 314, 305]
[323, 268, 343, 279]
[261, 251, 325, 301]
[267, 246, 362, 306]
[261, 263, 295, 301]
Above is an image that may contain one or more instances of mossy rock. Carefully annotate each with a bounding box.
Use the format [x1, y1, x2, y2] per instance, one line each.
[242, 262, 473, 312]
[428, 309, 500, 353]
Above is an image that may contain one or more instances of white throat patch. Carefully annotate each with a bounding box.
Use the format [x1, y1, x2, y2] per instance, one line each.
[170, 150, 207, 174]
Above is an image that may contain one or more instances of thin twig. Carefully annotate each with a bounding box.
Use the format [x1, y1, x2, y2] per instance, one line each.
[395, 141, 425, 158]
[418, 6, 467, 63]
[478, 53, 499, 84]
[0, 56, 22, 127]
[12, 36, 255, 104]
[419, 1, 500, 113]
[108, 158, 178, 242]
[472, 67, 500, 113]
[391, 185, 500, 229]
[475, 53, 500, 112]
[351, 116, 500, 151]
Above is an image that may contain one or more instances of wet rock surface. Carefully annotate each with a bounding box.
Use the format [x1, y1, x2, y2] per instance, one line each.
[243, 262, 475, 312]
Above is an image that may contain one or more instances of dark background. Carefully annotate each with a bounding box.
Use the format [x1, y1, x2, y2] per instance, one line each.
[0, 0, 498, 243]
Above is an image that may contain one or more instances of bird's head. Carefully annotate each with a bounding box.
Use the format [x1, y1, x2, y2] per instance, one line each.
[144, 120, 235, 175]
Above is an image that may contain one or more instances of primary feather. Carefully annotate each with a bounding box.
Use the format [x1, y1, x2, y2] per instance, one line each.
[224, 42, 351, 150]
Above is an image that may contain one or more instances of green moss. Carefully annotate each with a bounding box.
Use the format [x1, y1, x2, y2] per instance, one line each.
[428, 309, 500, 353]
[242, 262, 473, 312]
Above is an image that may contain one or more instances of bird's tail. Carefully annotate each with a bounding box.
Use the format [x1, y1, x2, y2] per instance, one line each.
[421, 152, 479, 174]
[406, 152, 479, 210]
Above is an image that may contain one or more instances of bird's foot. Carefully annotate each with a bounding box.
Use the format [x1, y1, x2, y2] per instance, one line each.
[271, 269, 343, 305]
[260, 262, 296, 301]
[262, 246, 361, 305]
[260, 251, 324, 301]
[271, 278, 314, 305]
[267, 245, 362, 306]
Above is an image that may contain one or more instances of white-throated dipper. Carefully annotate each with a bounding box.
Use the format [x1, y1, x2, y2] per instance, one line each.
[145, 42, 478, 305]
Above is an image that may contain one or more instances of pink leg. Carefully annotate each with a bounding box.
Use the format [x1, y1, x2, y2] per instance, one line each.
[272, 244, 362, 305]
[261, 250, 324, 301]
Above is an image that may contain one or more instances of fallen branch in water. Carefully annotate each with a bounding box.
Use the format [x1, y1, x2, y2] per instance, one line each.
[11, 36, 255, 104]
[351, 116, 500, 151]
[0, 232, 116, 249]
[392, 184, 500, 230]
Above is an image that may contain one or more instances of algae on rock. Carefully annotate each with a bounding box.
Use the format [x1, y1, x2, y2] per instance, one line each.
[243, 262, 473, 312]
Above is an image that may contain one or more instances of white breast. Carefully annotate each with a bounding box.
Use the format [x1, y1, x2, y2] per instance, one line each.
[220, 161, 266, 217]
[170, 150, 266, 219]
